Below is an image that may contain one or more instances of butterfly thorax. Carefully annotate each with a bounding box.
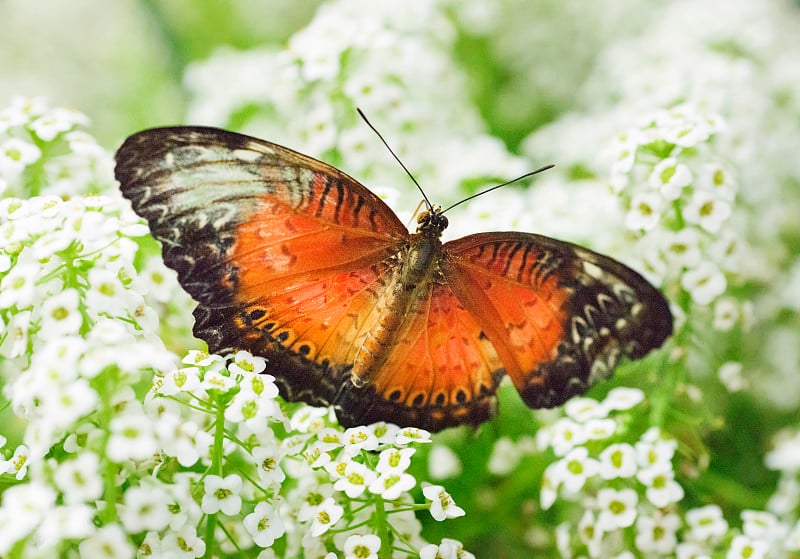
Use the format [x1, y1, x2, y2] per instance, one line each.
[350, 208, 447, 386]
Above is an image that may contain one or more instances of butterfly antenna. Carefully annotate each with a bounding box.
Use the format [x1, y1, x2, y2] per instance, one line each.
[441, 164, 555, 214]
[357, 108, 432, 209]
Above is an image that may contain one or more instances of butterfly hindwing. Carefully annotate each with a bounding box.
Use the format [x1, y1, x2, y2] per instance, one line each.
[334, 282, 505, 431]
[442, 232, 673, 409]
[115, 126, 410, 407]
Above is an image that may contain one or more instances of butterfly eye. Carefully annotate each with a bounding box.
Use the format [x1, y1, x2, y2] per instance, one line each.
[439, 215, 449, 229]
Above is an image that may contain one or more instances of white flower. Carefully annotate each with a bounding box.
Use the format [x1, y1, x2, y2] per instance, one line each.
[182, 349, 224, 368]
[549, 418, 587, 456]
[578, 510, 604, 558]
[3, 444, 30, 479]
[487, 437, 525, 476]
[315, 427, 345, 451]
[713, 297, 740, 331]
[161, 524, 206, 558]
[201, 474, 243, 515]
[40, 378, 98, 429]
[35, 503, 94, 548]
[419, 538, 476, 559]
[597, 488, 638, 530]
[598, 443, 637, 479]
[120, 484, 172, 532]
[85, 267, 130, 317]
[324, 455, 354, 481]
[555, 446, 598, 493]
[676, 541, 712, 559]
[343, 534, 381, 559]
[602, 387, 645, 411]
[333, 461, 377, 498]
[726, 535, 769, 559]
[0, 262, 37, 309]
[107, 411, 158, 462]
[662, 228, 702, 269]
[741, 509, 787, 541]
[368, 469, 416, 500]
[295, 484, 333, 523]
[423, 484, 465, 521]
[698, 162, 736, 201]
[584, 418, 617, 440]
[395, 426, 432, 446]
[649, 157, 692, 200]
[225, 388, 277, 434]
[252, 445, 286, 484]
[29, 107, 89, 141]
[718, 362, 747, 392]
[765, 429, 800, 473]
[540, 463, 560, 510]
[0, 138, 41, 176]
[39, 288, 83, 337]
[293, 103, 337, 155]
[53, 451, 103, 503]
[637, 465, 684, 507]
[681, 262, 727, 305]
[685, 504, 728, 541]
[228, 349, 267, 376]
[635, 435, 677, 469]
[78, 523, 134, 559]
[625, 191, 663, 231]
[160, 366, 202, 396]
[564, 397, 608, 422]
[309, 497, 343, 537]
[156, 414, 212, 467]
[0, 481, 55, 553]
[244, 502, 285, 548]
[304, 441, 333, 469]
[376, 447, 415, 473]
[635, 511, 680, 554]
[199, 368, 237, 393]
[683, 189, 732, 233]
[342, 426, 379, 453]
[428, 445, 462, 479]
[290, 406, 328, 433]
[369, 421, 399, 445]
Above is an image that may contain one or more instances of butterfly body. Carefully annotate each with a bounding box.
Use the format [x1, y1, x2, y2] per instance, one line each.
[116, 126, 672, 432]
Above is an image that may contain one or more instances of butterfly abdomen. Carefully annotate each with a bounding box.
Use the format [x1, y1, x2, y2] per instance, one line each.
[351, 232, 444, 384]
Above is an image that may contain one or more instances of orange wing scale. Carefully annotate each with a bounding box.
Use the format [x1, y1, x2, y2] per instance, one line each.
[335, 283, 503, 430]
[445, 258, 569, 396]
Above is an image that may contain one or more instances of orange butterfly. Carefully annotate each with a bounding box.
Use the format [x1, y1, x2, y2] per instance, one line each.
[115, 127, 672, 432]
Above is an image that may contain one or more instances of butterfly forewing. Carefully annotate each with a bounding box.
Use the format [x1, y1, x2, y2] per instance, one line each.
[115, 126, 411, 408]
[443, 232, 673, 409]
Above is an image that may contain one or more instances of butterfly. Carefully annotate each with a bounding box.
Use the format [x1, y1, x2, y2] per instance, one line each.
[115, 126, 673, 432]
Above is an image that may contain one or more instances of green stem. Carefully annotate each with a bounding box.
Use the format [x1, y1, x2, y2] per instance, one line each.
[203, 399, 227, 557]
[373, 495, 392, 559]
[97, 367, 120, 524]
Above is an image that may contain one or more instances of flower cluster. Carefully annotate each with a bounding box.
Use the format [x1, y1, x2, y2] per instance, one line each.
[0, 96, 112, 199]
[183, 0, 528, 236]
[496, 386, 800, 559]
[604, 103, 741, 312]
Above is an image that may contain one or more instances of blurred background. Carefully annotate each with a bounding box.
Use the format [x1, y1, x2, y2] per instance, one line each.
[3, 0, 800, 556]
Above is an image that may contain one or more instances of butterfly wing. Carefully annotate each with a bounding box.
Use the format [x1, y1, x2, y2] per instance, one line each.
[115, 126, 410, 408]
[334, 281, 506, 431]
[441, 232, 673, 408]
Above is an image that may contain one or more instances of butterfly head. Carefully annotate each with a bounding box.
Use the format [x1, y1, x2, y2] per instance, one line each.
[416, 207, 449, 236]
